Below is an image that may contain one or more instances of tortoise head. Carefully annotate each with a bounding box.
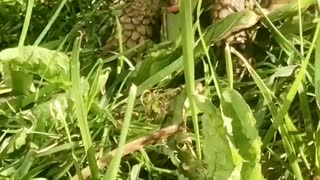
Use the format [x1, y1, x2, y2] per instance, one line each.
[167, 0, 179, 14]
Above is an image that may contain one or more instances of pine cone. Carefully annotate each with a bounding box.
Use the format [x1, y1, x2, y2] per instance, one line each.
[100, 0, 169, 57]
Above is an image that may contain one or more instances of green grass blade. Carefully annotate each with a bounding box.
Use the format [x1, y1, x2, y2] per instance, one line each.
[296, 0, 313, 141]
[279, 125, 303, 180]
[229, 48, 305, 178]
[86, 60, 110, 112]
[298, 85, 313, 139]
[231, 48, 277, 115]
[256, 2, 302, 58]
[316, 15, 320, 107]
[225, 44, 233, 89]
[316, 126, 320, 174]
[180, 0, 201, 159]
[70, 37, 99, 179]
[315, 7, 320, 174]
[19, 0, 34, 47]
[115, 16, 125, 74]
[195, 3, 222, 98]
[262, 0, 315, 22]
[104, 84, 137, 180]
[284, 115, 310, 170]
[298, 0, 304, 55]
[20, 161, 54, 179]
[15, 150, 35, 179]
[262, 21, 320, 148]
[61, 110, 84, 180]
[34, 0, 67, 46]
[70, 37, 92, 151]
[137, 56, 183, 96]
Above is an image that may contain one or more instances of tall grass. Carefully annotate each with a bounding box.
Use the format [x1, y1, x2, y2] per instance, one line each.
[179, 0, 201, 159]
[0, 0, 319, 179]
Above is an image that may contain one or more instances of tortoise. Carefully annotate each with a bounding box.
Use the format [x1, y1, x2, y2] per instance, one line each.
[100, 0, 179, 56]
[99, 0, 297, 61]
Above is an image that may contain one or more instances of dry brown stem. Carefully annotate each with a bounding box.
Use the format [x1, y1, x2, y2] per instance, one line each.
[71, 124, 180, 180]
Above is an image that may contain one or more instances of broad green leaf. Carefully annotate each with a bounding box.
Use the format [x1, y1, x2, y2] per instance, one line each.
[264, 0, 316, 22]
[17, 93, 69, 132]
[132, 42, 181, 85]
[1, 128, 28, 154]
[221, 88, 263, 180]
[166, 13, 180, 41]
[204, 10, 259, 44]
[195, 95, 243, 180]
[0, 46, 70, 87]
[2, 64, 33, 95]
[135, 11, 260, 94]
[272, 65, 298, 78]
[14, 128, 27, 150]
[136, 56, 183, 96]
[129, 164, 142, 180]
[0, 96, 23, 116]
[266, 65, 298, 86]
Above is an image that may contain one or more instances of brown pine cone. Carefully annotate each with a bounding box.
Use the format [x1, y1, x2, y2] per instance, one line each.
[100, 0, 176, 57]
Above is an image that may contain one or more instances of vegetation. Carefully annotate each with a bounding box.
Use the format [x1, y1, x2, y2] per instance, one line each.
[0, 0, 319, 179]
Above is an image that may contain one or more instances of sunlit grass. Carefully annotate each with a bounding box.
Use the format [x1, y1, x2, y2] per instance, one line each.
[0, 0, 319, 179]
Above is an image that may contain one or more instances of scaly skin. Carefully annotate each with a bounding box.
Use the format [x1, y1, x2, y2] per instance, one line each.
[100, 0, 281, 56]
[210, 0, 258, 79]
[101, 0, 177, 56]
[211, 0, 255, 44]
[212, 0, 246, 20]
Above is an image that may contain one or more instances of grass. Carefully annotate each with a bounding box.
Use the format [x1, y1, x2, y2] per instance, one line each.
[0, 0, 320, 179]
